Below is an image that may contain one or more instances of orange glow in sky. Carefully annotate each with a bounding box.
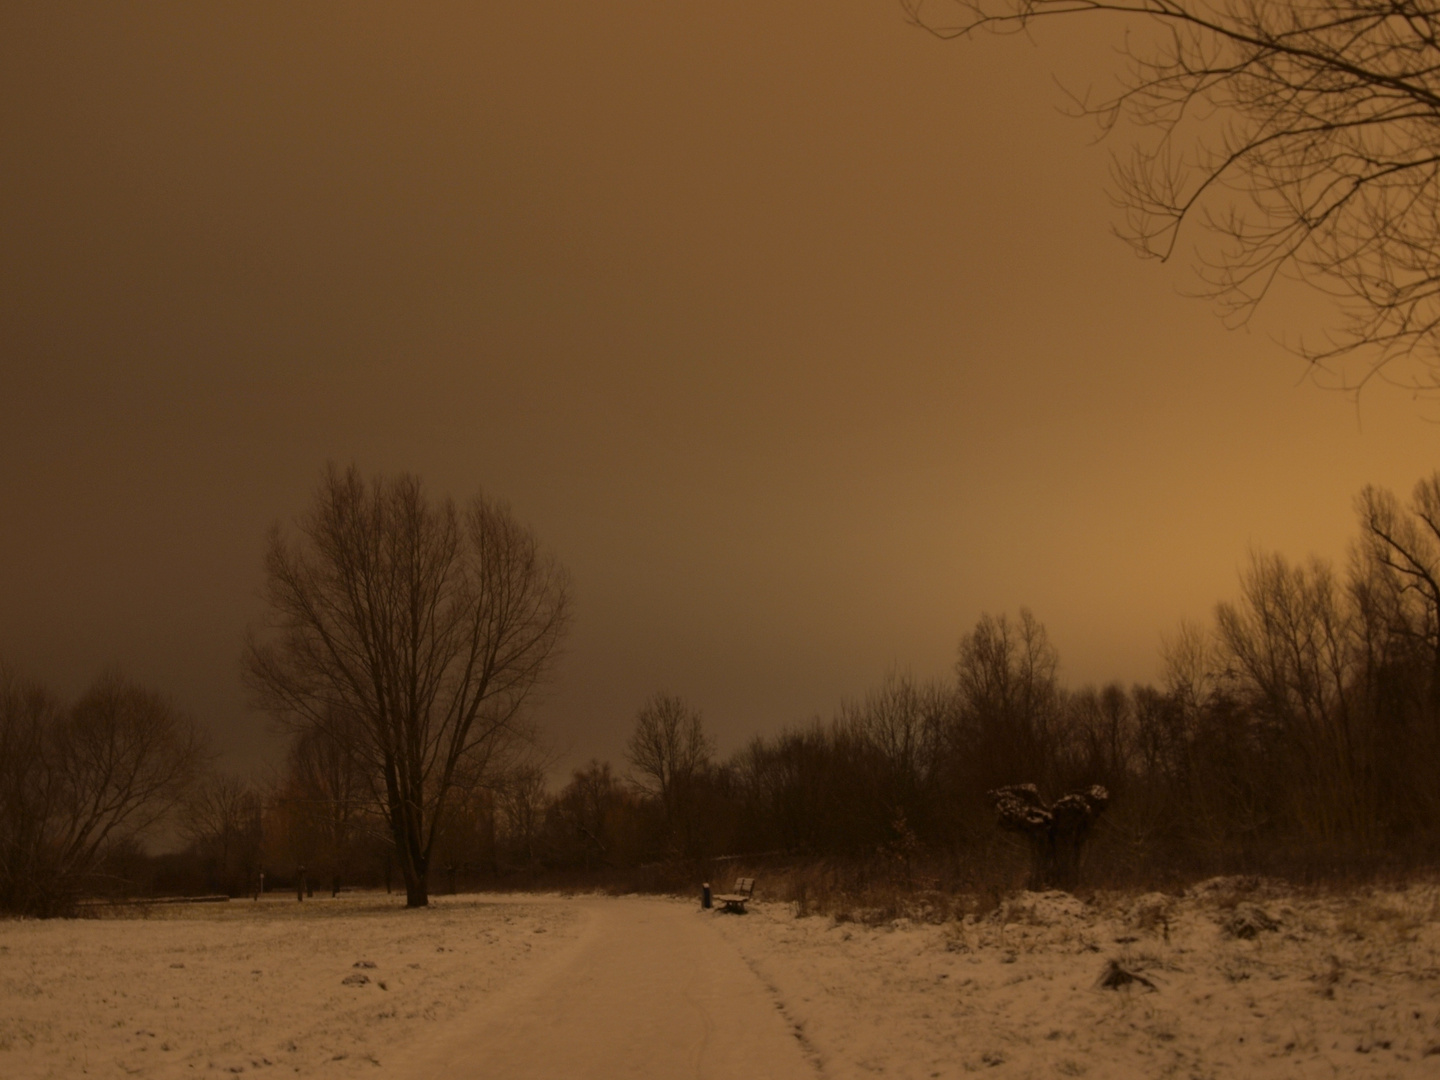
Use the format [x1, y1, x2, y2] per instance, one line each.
[3, 2, 1437, 774]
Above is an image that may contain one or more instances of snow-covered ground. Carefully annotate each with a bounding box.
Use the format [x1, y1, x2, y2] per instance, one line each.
[0, 893, 585, 1078]
[3, 880, 1440, 1079]
[714, 878, 1440, 1078]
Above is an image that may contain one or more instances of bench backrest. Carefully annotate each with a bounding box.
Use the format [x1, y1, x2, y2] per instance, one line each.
[733, 877, 755, 896]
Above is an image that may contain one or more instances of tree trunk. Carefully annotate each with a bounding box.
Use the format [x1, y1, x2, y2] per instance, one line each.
[397, 839, 429, 907]
[384, 755, 429, 907]
[398, 823, 429, 907]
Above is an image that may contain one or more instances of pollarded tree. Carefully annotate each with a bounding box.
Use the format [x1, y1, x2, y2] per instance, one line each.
[989, 782, 1110, 890]
[245, 465, 570, 908]
[908, 0, 1440, 387]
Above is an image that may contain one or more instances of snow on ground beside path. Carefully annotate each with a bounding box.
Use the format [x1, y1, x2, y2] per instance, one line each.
[711, 880, 1440, 1079]
[11, 881, 1440, 1080]
[0, 893, 583, 1080]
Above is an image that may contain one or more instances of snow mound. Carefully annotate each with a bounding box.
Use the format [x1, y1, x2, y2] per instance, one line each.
[1007, 889, 1090, 925]
[1126, 891, 1174, 931]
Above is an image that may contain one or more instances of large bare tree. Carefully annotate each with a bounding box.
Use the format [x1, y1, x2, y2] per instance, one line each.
[908, 0, 1440, 386]
[245, 466, 570, 907]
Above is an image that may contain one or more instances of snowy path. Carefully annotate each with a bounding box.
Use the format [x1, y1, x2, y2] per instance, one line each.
[401, 897, 818, 1080]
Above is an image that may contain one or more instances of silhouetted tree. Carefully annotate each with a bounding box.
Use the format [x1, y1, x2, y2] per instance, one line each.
[431, 783, 498, 888]
[497, 764, 550, 871]
[733, 722, 865, 856]
[840, 671, 953, 846]
[953, 609, 1063, 794]
[1216, 552, 1376, 845]
[989, 783, 1110, 890]
[245, 465, 570, 907]
[626, 693, 713, 857]
[1356, 475, 1440, 702]
[547, 760, 643, 869]
[910, 0, 1440, 385]
[181, 773, 263, 896]
[1061, 683, 1133, 793]
[0, 667, 203, 915]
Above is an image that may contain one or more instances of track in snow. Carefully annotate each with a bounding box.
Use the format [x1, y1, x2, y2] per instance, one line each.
[401, 896, 818, 1080]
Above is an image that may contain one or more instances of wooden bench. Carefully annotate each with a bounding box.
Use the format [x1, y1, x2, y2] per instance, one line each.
[713, 876, 756, 913]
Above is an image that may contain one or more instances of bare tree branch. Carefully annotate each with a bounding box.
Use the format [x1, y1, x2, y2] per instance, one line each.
[908, 0, 1440, 388]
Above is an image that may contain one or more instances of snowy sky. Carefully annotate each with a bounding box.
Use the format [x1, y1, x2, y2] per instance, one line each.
[3, 1, 1438, 778]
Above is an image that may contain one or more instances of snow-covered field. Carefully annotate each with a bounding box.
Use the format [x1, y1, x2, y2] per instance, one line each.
[715, 878, 1440, 1078]
[3, 880, 1440, 1079]
[0, 894, 585, 1078]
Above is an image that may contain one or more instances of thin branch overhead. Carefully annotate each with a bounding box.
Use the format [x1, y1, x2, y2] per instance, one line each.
[906, 0, 1440, 389]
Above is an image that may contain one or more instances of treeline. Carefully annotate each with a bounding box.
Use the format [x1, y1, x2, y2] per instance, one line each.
[9, 469, 1440, 915]
[508, 469, 1440, 884]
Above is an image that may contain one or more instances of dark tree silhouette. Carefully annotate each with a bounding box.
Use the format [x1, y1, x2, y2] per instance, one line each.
[181, 773, 263, 897]
[0, 668, 203, 915]
[908, 0, 1440, 387]
[989, 782, 1109, 890]
[246, 465, 569, 908]
[626, 693, 713, 857]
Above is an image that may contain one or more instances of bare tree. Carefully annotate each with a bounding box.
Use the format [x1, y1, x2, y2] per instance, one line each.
[548, 760, 639, 869]
[626, 693, 713, 855]
[0, 667, 203, 915]
[954, 609, 1063, 790]
[840, 670, 954, 842]
[1062, 682, 1134, 789]
[908, 0, 1440, 386]
[1355, 474, 1440, 700]
[497, 763, 550, 870]
[245, 465, 570, 907]
[181, 773, 263, 896]
[0, 668, 61, 914]
[1214, 551, 1375, 843]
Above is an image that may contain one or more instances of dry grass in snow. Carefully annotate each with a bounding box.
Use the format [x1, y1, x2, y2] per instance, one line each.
[711, 878, 1440, 1079]
[0, 893, 582, 1079]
